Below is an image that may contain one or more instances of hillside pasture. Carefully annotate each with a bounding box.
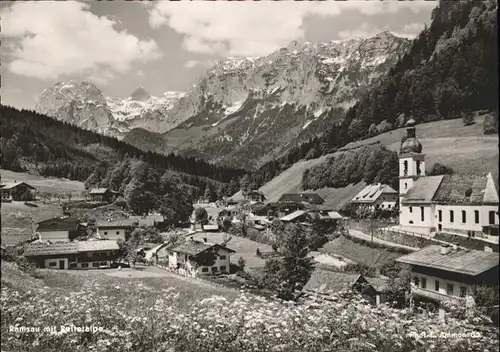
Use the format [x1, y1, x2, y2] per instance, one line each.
[244, 116, 498, 208]
[0, 169, 85, 196]
[1, 201, 63, 246]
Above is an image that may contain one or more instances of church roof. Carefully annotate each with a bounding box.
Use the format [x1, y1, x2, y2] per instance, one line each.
[402, 173, 499, 205]
[432, 173, 498, 205]
[402, 176, 444, 204]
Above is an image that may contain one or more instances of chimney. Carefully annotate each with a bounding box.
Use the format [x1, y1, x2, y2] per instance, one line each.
[440, 244, 451, 255]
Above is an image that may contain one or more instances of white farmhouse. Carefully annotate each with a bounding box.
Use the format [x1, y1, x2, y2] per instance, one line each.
[165, 240, 235, 277]
[350, 183, 398, 211]
[398, 119, 499, 237]
[396, 244, 499, 304]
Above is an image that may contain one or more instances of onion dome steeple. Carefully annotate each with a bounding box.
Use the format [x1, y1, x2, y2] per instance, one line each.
[400, 118, 422, 154]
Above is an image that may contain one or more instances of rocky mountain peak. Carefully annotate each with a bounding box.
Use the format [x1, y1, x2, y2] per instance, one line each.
[130, 86, 151, 102]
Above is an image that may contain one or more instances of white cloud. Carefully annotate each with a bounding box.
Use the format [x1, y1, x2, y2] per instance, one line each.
[148, 1, 436, 56]
[1, 2, 162, 83]
[184, 59, 215, 69]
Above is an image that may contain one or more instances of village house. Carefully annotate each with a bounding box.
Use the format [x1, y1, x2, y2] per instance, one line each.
[164, 240, 235, 277]
[95, 220, 133, 241]
[245, 190, 266, 203]
[350, 183, 398, 212]
[280, 207, 344, 227]
[88, 188, 121, 203]
[278, 193, 325, 205]
[24, 240, 120, 270]
[0, 181, 36, 201]
[302, 268, 390, 306]
[398, 119, 499, 237]
[266, 202, 305, 218]
[35, 217, 81, 243]
[129, 214, 166, 229]
[396, 244, 499, 304]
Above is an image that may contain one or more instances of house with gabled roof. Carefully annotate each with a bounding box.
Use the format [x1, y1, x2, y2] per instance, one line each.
[0, 181, 36, 201]
[24, 240, 119, 270]
[95, 220, 134, 241]
[35, 217, 82, 243]
[350, 183, 398, 211]
[165, 240, 235, 277]
[398, 119, 499, 237]
[88, 188, 121, 203]
[302, 268, 391, 306]
[396, 244, 499, 304]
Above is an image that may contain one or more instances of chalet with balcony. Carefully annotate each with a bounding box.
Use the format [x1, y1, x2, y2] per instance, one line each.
[396, 244, 499, 304]
[245, 190, 266, 203]
[95, 220, 133, 241]
[88, 188, 121, 203]
[350, 183, 398, 212]
[165, 240, 235, 277]
[0, 181, 36, 201]
[24, 240, 119, 270]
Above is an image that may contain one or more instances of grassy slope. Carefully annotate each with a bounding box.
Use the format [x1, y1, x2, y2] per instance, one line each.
[1, 202, 63, 245]
[1, 169, 85, 195]
[240, 116, 498, 209]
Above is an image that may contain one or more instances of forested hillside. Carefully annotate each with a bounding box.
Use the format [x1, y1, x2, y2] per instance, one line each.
[244, 0, 498, 190]
[0, 106, 244, 213]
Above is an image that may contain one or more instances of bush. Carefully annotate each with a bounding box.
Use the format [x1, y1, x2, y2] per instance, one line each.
[483, 112, 498, 135]
[15, 256, 37, 275]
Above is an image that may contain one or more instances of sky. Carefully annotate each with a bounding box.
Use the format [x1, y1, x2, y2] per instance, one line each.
[0, 0, 438, 110]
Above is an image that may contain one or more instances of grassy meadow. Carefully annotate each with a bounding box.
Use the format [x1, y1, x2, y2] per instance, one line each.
[1, 169, 86, 196]
[2, 261, 498, 352]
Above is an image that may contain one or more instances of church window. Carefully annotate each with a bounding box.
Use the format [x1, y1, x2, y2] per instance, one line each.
[489, 211, 496, 225]
[474, 210, 479, 224]
[421, 207, 425, 221]
[461, 210, 466, 223]
[409, 206, 412, 213]
[449, 210, 454, 223]
[403, 161, 408, 175]
[438, 210, 442, 222]
[416, 160, 421, 175]
[405, 183, 407, 189]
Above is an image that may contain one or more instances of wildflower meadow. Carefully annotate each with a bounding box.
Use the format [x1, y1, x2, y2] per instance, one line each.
[1, 262, 498, 352]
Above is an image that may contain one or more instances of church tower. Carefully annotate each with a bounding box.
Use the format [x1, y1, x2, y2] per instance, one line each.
[399, 118, 425, 207]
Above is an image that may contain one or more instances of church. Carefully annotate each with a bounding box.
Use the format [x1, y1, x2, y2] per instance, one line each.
[398, 119, 499, 238]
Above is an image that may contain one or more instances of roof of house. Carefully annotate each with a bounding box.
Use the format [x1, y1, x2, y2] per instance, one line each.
[247, 190, 265, 197]
[89, 188, 120, 195]
[76, 240, 119, 252]
[396, 245, 499, 276]
[203, 224, 219, 231]
[327, 211, 344, 220]
[432, 173, 499, 205]
[24, 240, 119, 256]
[0, 181, 36, 190]
[96, 220, 134, 228]
[351, 183, 397, 204]
[364, 276, 390, 293]
[278, 193, 325, 205]
[24, 242, 79, 256]
[303, 269, 360, 294]
[168, 241, 235, 256]
[322, 236, 403, 268]
[129, 215, 165, 227]
[36, 217, 80, 232]
[402, 175, 444, 204]
[280, 210, 307, 222]
[267, 202, 303, 209]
